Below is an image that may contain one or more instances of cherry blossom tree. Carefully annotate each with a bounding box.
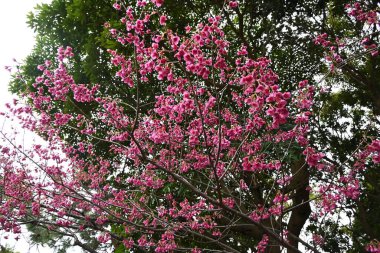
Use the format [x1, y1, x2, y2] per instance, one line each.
[0, 1, 379, 252]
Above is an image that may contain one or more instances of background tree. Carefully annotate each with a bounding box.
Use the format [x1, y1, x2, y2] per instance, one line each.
[4, 0, 380, 252]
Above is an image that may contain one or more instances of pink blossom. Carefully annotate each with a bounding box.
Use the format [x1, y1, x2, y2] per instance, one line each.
[159, 15, 167, 25]
[229, 1, 238, 8]
[113, 2, 121, 10]
[152, 0, 164, 7]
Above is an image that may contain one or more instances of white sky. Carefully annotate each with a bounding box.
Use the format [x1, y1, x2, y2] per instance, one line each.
[0, 0, 47, 108]
[0, 1, 80, 252]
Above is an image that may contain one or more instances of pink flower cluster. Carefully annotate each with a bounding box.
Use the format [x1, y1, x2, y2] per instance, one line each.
[0, 0, 378, 252]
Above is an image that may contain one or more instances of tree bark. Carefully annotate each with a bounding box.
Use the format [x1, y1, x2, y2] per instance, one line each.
[287, 159, 311, 253]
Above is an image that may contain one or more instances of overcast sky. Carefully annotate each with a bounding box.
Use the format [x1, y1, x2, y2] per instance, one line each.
[0, 1, 81, 252]
[0, 0, 47, 109]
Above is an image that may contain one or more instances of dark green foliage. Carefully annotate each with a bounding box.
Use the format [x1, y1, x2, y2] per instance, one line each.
[0, 245, 19, 253]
